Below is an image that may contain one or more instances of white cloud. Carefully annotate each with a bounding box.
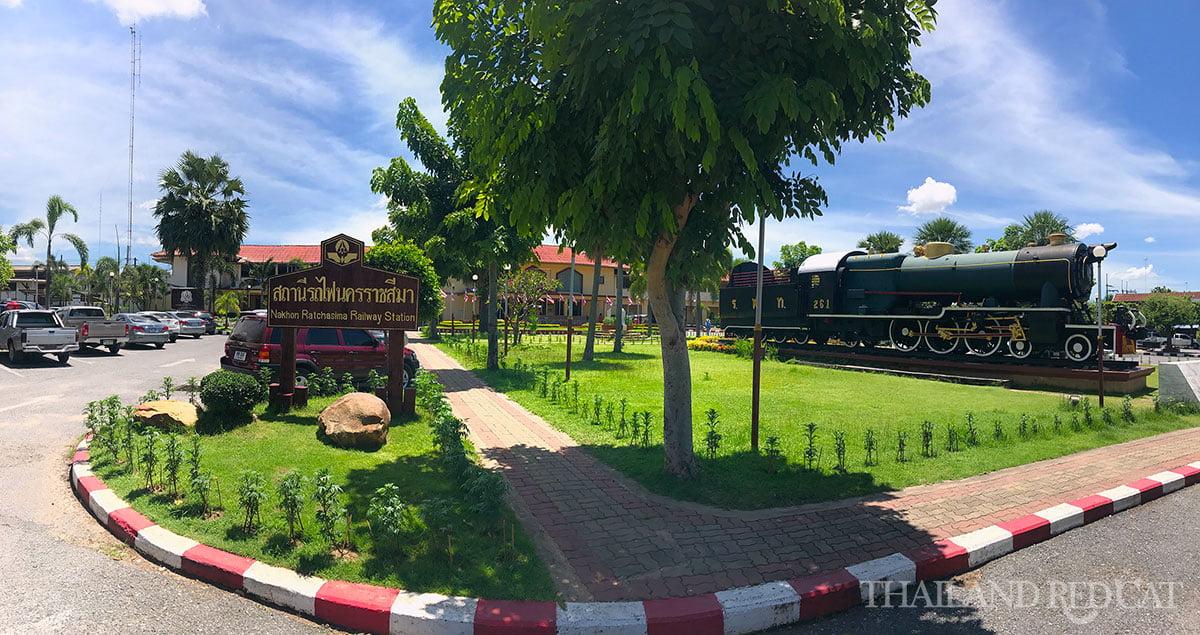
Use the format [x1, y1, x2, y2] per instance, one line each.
[1, 0, 23, 8]
[1109, 263, 1157, 286]
[1144, 236, 1156, 243]
[1074, 223, 1104, 239]
[899, 1, 1200, 219]
[92, 0, 206, 23]
[138, 199, 157, 210]
[899, 177, 957, 215]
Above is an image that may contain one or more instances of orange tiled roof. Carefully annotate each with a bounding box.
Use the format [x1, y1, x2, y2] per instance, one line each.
[153, 244, 624, 268]
[1112, 292, 1200, 302]
[152, 245, 322, 264]
[531, 245, 619, 268]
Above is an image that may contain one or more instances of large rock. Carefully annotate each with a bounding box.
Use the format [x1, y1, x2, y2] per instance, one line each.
[134, 400, 198, 431]
[318, 392, 391, 448]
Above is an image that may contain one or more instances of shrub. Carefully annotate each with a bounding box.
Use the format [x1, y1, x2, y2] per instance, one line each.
[237, 471, 268, 533]
[703, 408, 722, 459]
[200, 370, 267, 414]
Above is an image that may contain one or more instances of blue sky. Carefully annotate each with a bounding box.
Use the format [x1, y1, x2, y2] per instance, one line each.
[1, 0, 1198, 293]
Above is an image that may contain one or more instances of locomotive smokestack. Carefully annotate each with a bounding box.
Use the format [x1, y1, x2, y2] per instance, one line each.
[1048, 232, 1068, 246]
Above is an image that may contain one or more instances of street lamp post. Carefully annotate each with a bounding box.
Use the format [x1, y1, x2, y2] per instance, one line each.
[471, 273, 479, 343]
[31, 263, 40, 307]
[109, 271, 116, 314]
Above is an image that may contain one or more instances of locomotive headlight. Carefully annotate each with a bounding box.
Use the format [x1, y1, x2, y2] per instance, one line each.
[1091, 245, 1107, 259]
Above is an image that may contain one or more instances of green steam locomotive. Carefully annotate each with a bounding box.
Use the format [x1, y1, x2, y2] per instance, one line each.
[720, 238, 1139, 361]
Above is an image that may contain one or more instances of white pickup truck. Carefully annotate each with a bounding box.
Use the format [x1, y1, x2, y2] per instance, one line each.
[0, 309, 80, 364]
[55, 306, 128, 354]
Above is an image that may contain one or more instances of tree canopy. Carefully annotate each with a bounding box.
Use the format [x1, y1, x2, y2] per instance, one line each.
[0, 230, 15, 291]
[363, 240, 443, 325]
[773, 241, 821, 269]
[913, 217, 972, 254]
[857, 230, 904, 254]
[435, 0, 937, 477]
[978, 210, 1075, 252]
[153, 151, 249, 312]
[1141, 294, 1198, 337]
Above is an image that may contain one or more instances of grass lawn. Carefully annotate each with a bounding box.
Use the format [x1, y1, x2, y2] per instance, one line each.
[439, 337, 1198, 509]
[89, 395, 555, 601]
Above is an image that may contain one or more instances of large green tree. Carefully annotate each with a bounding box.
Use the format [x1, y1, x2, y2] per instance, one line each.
[857, 230, 904, 254]
[153, 151, 249, 312]
[772, 241, 821, 269]
[0, 230, 16, 291]
[10, 195, 89, 306]
[913, 217, 972, 254]
[129, 263, 169, 311]
[1141, 294, 1198, 342]
[363, 240, 443, 327]
[436, 0, 936, 477]
[371, 97, 536, 367]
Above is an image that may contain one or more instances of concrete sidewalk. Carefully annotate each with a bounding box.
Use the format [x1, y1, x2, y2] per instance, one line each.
[410, 341, 1200, 603]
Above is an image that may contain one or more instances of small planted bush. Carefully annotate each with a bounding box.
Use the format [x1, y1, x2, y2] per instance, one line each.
[803, 422, 819, 470]
[200, 370, 266, 415]
[864, 429, 878, 466]
[1122, 396, 1136, 424]
[277, 470, 308, 541]
[764, 436, 783, 473]
[237, 471, 268, 533]
[312, 468, 346, 547]
[703, 408, 722, 459]
[920, 421, 935, 458]
[163, 434, 184, 497]
[833, 431, 847, 472]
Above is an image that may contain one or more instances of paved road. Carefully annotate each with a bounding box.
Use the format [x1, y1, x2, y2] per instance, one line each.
[785, 484, 1200, 634]
[0, 337, 332, 634]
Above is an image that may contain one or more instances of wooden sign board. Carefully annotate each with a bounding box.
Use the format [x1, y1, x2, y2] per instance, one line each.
[263, 234, 419, 416]
[266, 234, 419, 330]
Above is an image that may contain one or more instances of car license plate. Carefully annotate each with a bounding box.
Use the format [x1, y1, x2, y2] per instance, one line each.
[101, 339, 115, 345]
[234, 350, 247, 361]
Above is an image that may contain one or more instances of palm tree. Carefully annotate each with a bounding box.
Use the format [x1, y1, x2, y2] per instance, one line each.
[10, 195, 89, 307]
[247, 257, 276, 288]
[1018, 210, 1074, 246]
[913, 217, 973, 254]
[153, 151, 249, 312]
[857, 231, 904, 254]
[130, 263, 169, 310]
[214, 290, 245, 328]
[93, 257, 120, 311]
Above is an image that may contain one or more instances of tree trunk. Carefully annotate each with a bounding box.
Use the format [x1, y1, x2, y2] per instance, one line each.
[486, 261, 500, 370]
[613, 260, 624, 353]
[647, 195, 699, 479]
[583, 246, 603, 361]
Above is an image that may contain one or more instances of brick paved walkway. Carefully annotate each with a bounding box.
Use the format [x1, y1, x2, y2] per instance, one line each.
[410, 341, 1200, 602]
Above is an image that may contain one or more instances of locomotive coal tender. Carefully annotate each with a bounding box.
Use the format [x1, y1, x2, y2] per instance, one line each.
[720, 235, 1142, 361]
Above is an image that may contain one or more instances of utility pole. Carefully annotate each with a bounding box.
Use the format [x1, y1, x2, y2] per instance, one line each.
[126, 25, 140, 268]
[751, 214, 765, 453]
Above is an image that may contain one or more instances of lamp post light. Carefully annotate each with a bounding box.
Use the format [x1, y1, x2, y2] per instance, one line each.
[109, 271, 116, 314]
[502, 263, 511, 356]
[471, 273, 479, 343]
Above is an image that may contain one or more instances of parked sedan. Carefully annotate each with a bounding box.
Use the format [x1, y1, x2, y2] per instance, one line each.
[168, 311, 207, 338]
[139, 312, 180, 342]
[112, 313, 171, 349]
[193, 311, 217, 335]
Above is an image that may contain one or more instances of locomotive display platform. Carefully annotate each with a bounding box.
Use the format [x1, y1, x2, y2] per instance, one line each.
[775, 345, 1155, 394]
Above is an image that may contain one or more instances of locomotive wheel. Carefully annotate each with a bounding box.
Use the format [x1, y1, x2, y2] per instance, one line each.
[789, 329, 810, 345]
[842, 335, 860, 348]
[964, 325, 1002, 357]
[1007, 339, 1034, 359]
[1064, 333, 1094, 362]
[889, 320, 923, 352]
[924, 320, 960, 355]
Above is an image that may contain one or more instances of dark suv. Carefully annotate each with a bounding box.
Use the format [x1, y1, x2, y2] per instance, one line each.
[220, 315, 419, 386]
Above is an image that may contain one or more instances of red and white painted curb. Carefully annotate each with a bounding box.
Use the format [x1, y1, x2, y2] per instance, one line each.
[70, 433, 1200, 634]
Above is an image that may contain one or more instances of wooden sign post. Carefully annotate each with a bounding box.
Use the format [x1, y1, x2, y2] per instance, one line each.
[266, 234, 420, 415]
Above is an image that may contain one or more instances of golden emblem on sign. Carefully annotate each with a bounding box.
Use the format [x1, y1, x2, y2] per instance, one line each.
[326, 238, 359, 265]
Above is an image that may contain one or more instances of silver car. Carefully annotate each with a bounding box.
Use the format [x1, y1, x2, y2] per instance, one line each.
[168, 311, 207, 338]
[139, 312, 180, 342]
[112, 313, 171, 349]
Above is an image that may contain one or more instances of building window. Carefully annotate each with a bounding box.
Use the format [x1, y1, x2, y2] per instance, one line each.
[556, 269, 584, 294]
